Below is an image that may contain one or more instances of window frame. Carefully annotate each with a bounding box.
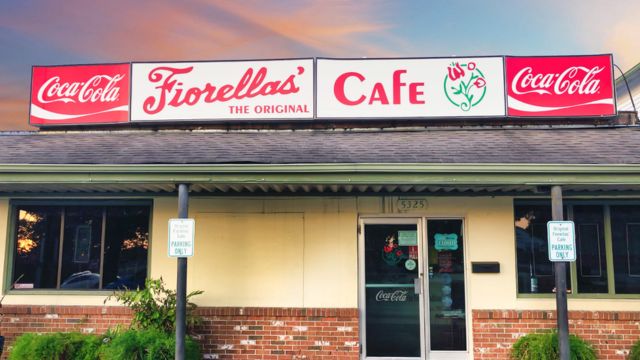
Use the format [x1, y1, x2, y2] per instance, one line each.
[5, 199, 153, 295]
[515, 199, 640, 299]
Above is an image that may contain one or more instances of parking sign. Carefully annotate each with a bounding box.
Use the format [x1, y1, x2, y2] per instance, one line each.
[547, 221, 576, 262]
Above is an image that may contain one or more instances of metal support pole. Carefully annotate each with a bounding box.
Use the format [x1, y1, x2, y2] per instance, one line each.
[176, 183, 189, 360]
[551, 185, 570, 360]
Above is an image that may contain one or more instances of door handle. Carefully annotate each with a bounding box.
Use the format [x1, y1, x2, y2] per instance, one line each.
[413, 277, 422, 295]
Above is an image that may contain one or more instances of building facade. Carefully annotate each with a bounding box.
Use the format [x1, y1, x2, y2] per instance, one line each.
[1, 55, 638, 359]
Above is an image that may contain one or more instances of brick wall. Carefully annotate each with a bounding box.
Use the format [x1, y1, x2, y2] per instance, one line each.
[473, 310, 640, 359]
[0, 306, 359, 360]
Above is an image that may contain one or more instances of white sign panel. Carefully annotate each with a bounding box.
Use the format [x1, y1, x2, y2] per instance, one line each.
[547, 221, 576, 262]
[131, 59, 314, 121]
[316, 57, 506, 118]
[168, 218, 195, 257]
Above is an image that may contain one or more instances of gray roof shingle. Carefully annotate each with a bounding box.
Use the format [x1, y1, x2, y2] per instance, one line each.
[0, 127, 638, 165]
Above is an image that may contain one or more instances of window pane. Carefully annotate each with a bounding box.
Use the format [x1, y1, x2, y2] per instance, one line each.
[102, 206, 150, 290]
[13, 206, 61, 289]
[364, 224, 421, 357]
[514, 203, 570, 294]
[611, 205, 640, 294]
[60, 207, 103, 289]
[573, 205, 607, 293]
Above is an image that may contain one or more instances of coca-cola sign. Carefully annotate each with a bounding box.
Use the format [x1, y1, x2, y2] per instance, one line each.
[131, 59, 314, 121]
[30, 64, 130, 126]
[506, 55, 615, 117]
[375, 289, 409, 302]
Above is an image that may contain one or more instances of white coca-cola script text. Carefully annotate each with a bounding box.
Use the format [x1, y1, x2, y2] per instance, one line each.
[37, 74, 125, 104]
[375, 290, 408, 302]
[511, 66, 603, 96]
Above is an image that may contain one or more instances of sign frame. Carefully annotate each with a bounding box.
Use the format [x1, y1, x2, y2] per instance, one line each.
[29, 62, 132, 127]
[547, 220, 576, 262]
[130, 57, 315, 123]
[168, 218, 195, 258]
[316, 56, 508, 120]
[505, 54, 617, 119]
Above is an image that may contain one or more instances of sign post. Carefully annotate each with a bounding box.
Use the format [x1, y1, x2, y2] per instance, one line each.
[550, 186, 571, 360]
[172, 184, 191, 360]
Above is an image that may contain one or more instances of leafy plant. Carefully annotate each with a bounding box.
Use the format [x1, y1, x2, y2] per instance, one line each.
[105, 277, 203, 334]
[8, 329, 200, 360]
[9, 332, 102, 360]
[511, 331, 596, 360]
[629, 339, 640, 360]
[100, 328, 200, 360]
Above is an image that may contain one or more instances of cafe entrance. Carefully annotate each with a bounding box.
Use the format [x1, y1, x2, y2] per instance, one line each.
[359, 217, 468, 360]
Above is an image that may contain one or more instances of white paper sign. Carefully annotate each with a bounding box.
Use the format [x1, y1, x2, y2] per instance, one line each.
[131, 59, 314, 121]
[547, 221, 576, 262]
[168, 218, 195, 257]
[317, 57, 506, 118]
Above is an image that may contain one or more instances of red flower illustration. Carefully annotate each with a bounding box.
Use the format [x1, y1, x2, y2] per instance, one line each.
[395, 250, 403, 256]
[467, 62, 476, 71]
[447, 62, 465, 81]
[474, 77, 486, 88]
[384, 245, 393, 253]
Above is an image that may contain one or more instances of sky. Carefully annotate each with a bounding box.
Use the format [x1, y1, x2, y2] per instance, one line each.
[1, 0, 639, 130]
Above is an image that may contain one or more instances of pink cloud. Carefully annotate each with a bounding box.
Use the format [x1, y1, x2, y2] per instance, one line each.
[0, 0, 399, 61]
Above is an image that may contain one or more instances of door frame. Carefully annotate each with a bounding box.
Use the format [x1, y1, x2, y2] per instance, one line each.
[358, 216, 471, 360]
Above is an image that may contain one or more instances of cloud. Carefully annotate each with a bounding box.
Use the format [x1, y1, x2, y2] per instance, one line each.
[0, 97, 33, 131]
[0, 0, 397, 61]
[607, 21, 640, 73]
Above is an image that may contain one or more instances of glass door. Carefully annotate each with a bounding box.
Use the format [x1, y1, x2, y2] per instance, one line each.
[360, 218, 468, 360]
[360, 219, 424, 359]
[426, 219, 468, 359]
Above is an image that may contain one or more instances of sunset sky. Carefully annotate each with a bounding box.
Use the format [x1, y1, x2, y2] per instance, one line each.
[1, 0, 639, 130]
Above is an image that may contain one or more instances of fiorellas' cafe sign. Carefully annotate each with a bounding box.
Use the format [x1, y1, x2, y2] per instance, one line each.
[29, 55, 616, 126]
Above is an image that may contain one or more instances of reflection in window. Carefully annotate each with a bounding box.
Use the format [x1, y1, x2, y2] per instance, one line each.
[514, 204, 568, 294]
[574, 205, 607, 293]
[12, 203, 150, 291]
[514, 204, 569, 294]
[611, 206, 640, 294]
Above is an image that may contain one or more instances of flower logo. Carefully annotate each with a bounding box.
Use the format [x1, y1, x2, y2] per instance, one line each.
[444, 61, 487, 111]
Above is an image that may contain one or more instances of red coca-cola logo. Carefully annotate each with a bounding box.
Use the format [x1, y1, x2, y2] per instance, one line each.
[30, 64, 130, 126]
[506, 56, 615, 117]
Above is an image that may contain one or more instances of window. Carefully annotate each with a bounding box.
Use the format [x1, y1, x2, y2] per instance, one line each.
[12, 202, 150, 291]
[515, 200, 640, 296]
[515, 204, 570, 294]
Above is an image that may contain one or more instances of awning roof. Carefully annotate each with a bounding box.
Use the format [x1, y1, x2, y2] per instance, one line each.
[1, 126, 640, 165]
[1, 125, 640, 195]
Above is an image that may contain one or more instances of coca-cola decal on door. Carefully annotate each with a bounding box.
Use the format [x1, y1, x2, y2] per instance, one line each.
[506, 55, 615, 117]
[30, 64, 130, 126]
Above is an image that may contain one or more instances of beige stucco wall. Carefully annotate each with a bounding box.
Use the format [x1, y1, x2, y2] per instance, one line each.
[169, 197, 360, 308]
[0, 195, 638, 312]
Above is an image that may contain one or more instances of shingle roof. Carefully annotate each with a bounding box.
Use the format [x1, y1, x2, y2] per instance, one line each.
[0, 126, 639, 165]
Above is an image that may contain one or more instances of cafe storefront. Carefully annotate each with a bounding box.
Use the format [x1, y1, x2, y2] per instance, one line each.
[0, 55, 639, 360]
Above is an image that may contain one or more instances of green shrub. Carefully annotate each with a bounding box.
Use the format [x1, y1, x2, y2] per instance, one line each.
[101, 328, 200, 360]
[106, 277, 203, 334]
[630, 339, 640, 360]
[9, 329, 200, 360]
[511, 331, 596, 360]
[9, 332, 102, 360]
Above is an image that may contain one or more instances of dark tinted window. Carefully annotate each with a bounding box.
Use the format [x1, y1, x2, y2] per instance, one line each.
[12, 203, 150, 291]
